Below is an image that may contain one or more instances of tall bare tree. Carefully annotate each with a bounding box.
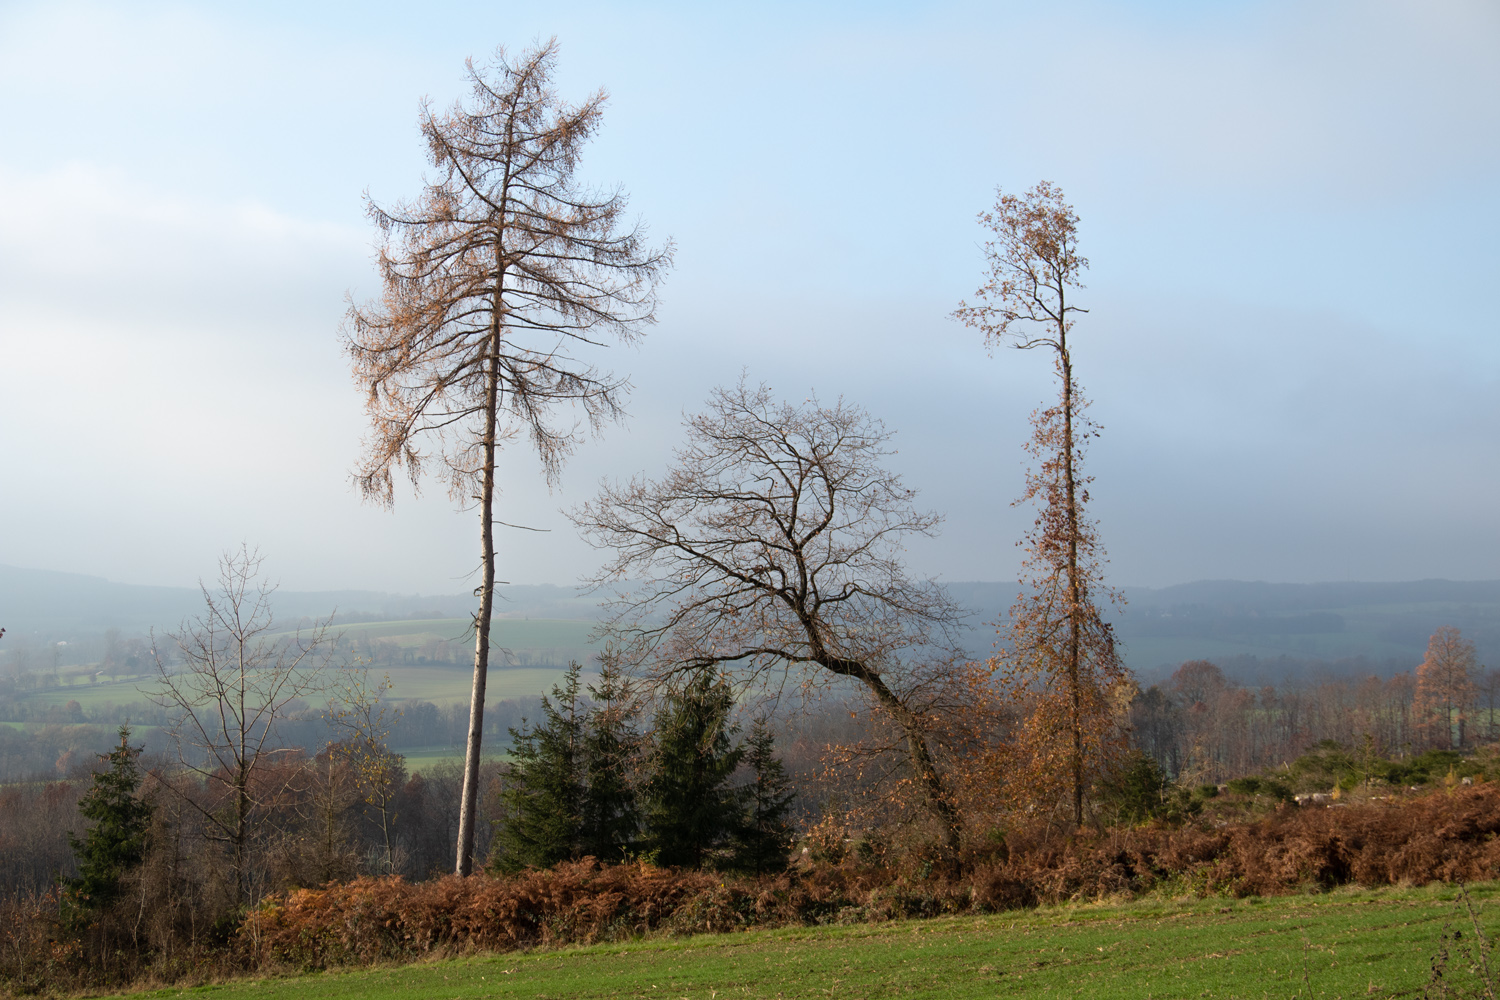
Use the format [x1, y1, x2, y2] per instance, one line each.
[148, 547, 333, 902]
[344, 40, 671, 875]
[571, 382, 970, 852]
[954, 182, 1131, 828]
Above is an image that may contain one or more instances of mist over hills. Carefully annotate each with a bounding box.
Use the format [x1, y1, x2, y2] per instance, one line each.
[0, 563, 597, 637]
[3, 564, 1497, 680]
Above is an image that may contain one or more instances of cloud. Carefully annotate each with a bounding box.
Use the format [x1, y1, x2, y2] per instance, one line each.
[0, 163, 369, 335]
[1, 0, 1495, 595]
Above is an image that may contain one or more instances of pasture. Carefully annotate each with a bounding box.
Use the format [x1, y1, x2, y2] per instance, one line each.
[10, 619, 599, 710]
[106, 882, 1499, 999]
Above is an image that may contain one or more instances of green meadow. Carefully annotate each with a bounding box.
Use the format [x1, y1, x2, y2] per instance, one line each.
[13, 619, 599, 710]
[378, 665, 572, 705]
[112, 882, 1499, 1000]
[321, 617, 597, 652]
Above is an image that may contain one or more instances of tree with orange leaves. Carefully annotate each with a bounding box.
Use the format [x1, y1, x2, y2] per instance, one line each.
[955, 182, 1133, 829]
[1415, 626, 1476, 749]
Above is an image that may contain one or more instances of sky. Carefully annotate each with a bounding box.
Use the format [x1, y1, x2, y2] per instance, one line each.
[0, 0, 1496, 596]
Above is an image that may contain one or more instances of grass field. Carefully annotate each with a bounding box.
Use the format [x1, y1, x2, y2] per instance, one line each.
[401, 745, 510, 768]
[110, 882, 1500, 999]
[14, 664, 575, 709]
[380, 664, 574, 704]
[318, 617, 598, 652]
[9, 620, 598, 711]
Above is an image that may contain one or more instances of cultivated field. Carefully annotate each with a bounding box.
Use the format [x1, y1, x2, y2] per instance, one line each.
[12, 618, 600, 709]
[98, 882, 1499, 999]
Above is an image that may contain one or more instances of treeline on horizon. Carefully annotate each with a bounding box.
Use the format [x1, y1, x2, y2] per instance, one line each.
[6, 627, 1496, 895]
[2, 647, 1489, 788]
[5, 571, 1500, 673]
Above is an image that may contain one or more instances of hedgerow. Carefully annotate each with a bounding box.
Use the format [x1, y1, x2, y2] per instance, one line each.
[9, 783, 1500, 993]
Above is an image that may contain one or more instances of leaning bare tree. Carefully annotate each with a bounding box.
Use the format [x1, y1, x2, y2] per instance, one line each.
[954, 182, 1132, 829]
[344, 40, 671, 875]
[571, 382, 970, 852]
[148, 547, 334, 903]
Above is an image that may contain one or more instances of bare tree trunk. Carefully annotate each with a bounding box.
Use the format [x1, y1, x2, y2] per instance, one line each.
[1058, 308, 1084, 829]
[456, 338, 500, 876]
[823, 654, 961, 855]
[380, 797, 396, 875]
[235, 765, 249, 900]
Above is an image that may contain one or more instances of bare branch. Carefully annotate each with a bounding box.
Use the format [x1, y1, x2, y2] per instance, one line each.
[343, 40, 671, 876]
[571, 380, 973, 851]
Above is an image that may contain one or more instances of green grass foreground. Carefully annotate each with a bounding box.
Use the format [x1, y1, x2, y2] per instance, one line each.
[114, 882, 1498, 1000]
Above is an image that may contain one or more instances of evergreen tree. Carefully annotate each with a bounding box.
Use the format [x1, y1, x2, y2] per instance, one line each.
[579, 660, 641, 861]
[642, 668, 743, 868]
[491, 664, 586, 872]
[729, 718, 796, 874]
[66, 726, 152, 912]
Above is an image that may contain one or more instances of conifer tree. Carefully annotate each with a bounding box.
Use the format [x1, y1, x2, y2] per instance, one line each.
[578, 660, 641, 861]
[492, 665, 586, 871]
[729, 718, 795, 874]
[642, 668, 743, 869]
[345, 41, 672, 875]
[66, 726, 152, 912]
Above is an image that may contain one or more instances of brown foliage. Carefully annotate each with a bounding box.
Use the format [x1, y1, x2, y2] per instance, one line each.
[995, 783, 1500, 902]
[235, 787, 1500, 972]
[13, 787, 1500, 992]
[344, 39, 672, 876]
[954, 182, 1130, 828]
[1416, 626, 1478, 750]
[235, 857, 992, 972]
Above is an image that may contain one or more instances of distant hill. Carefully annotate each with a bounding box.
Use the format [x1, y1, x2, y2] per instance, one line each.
[3, 565, 1497, 682]
[944, 579, 1500, 681]
[0, 563, 598, 639]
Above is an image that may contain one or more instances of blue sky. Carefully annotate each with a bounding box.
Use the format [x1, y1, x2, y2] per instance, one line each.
[1, 0, 1496, 594]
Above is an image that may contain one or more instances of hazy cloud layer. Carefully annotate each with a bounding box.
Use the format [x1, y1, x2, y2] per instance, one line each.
[1, 0, 1495, 594]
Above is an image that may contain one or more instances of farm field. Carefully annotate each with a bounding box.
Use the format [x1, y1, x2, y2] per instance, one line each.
[401, 745, 510, 767]
[110, 882, 1499, 999]
[379, 665, 574, 704]
[10, 619, 599, 710]
[318, 617, 597, 651]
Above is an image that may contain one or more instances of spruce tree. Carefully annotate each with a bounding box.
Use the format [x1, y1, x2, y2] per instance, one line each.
[66, 725, 152, 912]
[642, 668, 743, 868]
[579, 660, 641, 862]
[730, 718, 795, 874]
[491, 664, 585, 872]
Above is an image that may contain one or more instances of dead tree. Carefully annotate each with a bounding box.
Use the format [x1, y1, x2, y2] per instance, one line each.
[344, 40, 671, 875]
[571, 382, 969, 852]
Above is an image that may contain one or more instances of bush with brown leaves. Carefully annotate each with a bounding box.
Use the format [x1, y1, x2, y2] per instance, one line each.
[225, 785, 1500, 971]
[11, 785, 1500, 993]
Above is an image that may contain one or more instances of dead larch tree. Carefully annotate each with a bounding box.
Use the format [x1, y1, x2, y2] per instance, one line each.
[570, 382, 971, 852]
[954, 182, 1132, 829]
[344, 40, 671, 875]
